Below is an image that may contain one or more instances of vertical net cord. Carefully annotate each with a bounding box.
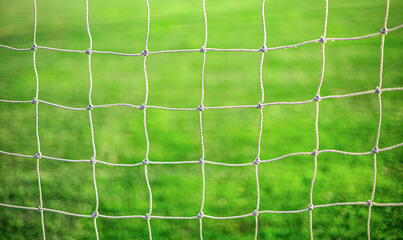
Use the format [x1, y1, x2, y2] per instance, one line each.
[309, 1, 328, 239]
[142, 0, 153, 239]
[85, 0, 100, 239]
[198, 0, 207, 239]
[32, 0, 46, 239]
[367, 1, 389, 239]
[254, 0, 267, 239]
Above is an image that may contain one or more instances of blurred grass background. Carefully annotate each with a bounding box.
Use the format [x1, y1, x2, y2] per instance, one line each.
[0, 0, 402, 239]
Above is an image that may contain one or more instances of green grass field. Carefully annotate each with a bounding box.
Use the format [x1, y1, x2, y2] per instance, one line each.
[1, 0, 402, 239]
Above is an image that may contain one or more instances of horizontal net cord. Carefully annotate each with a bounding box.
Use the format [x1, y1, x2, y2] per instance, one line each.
[1, 142, 402, 167]
[1, 201, 402, 220]
[326, 24, 403, 41]
[0, 24, 401, 56]
[1, 87, 402, 112]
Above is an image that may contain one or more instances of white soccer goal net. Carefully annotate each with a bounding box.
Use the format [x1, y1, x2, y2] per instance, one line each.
[0, 0, 402, 239]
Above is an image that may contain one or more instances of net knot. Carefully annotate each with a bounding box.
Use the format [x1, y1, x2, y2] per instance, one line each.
[259, 45, 267, 52]
[139, 104, 146, 110]
[86, 104, 93, 111]
[252, 210, 259, 216]
[200, 46, 206, 53]
[197, 211, 204, 218]
[253, 157, 260, 165]
[197, 104, 204, 111]
[37, 206, 43, 213]
[89, 157, 96, 164]
[366, 200, 372, 207]
[319, 36, 326, 43]
[256, 102, 263, 109]
[142, 49, 149, 56]
[372, 147, 378, 154]
[380, 27, 387, 35]
[311, 149, 318, 157]
[31, 44, 37, 51]
[35, 152, 42, 159]
[374, 87, 381, 94]
[308, 204, 314, 211]
[313, 95, 321, 102]
[92, 211, 98, 218]
[144, 213, 150, 220]
[85, 48, 92, 55]
[32, 97, 39, 104]
[198, 159, 205, 165]
[142, 158, 149, 165]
